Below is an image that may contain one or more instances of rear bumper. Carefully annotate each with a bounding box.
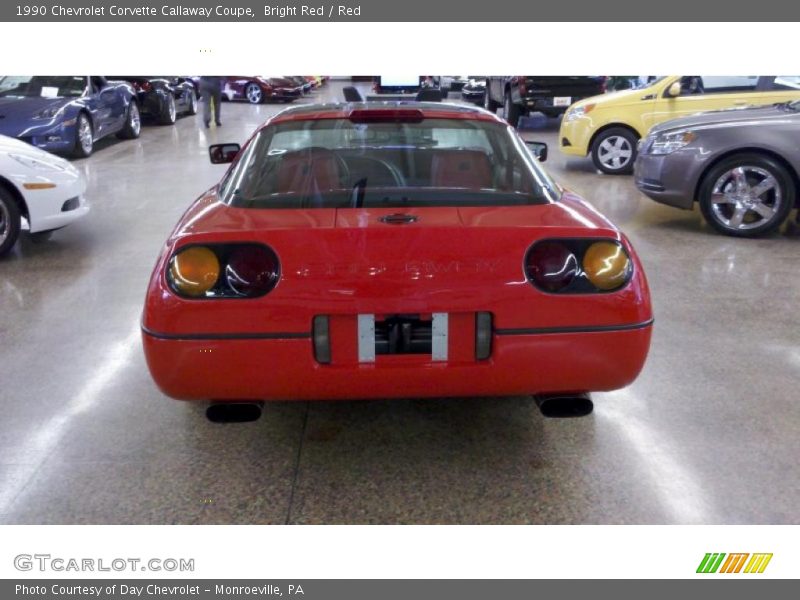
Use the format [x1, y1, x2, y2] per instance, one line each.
[142, 321, 653, 401]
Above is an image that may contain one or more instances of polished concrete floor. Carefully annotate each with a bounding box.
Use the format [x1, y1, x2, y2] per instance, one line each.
[1, 81, 798, 524]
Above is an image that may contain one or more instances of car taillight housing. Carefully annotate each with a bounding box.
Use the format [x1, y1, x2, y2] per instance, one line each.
[524, 239, 632, 294]
[517, 76, 527, 95]
[133, 81, 152, 92]
[167, 243, 280, 299]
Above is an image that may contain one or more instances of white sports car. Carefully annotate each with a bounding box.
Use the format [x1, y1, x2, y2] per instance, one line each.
[0, 134, 89, 256]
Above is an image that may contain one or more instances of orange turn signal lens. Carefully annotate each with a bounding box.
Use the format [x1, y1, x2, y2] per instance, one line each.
[23, 182, 57, 190]
[582, 241, 631, 291]
[168, 246, 220, 297]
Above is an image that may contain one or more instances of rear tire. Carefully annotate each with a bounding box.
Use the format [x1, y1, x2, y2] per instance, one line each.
[698, 153, 794, 237]
[591, 127, 638, 175]
[158, 94, 177, 125]
[504, 92, 522, 128]
[117, 101, 141, 139]
[186, 89, 198, 115]
[0, 187, 21, 257]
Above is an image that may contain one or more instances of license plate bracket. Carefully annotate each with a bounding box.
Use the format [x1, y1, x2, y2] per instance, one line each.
[358, 313, 448, 362]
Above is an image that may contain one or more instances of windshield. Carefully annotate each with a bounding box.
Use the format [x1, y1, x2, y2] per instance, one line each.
[221, 116, 557, 209]
[0, 76, 87, 98]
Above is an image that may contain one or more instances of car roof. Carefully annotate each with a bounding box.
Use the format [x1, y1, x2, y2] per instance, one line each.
[268, 101, 505, 125]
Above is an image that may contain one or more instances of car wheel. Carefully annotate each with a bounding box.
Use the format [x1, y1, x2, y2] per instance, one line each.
[591, 127, 638, 175]
[158, 94, 177, 125]
[484, 86, 499, 112]
[72, 113, 94, 158]
[504, 93, 522, 128]
[117, 101, 141, 139]
[245, 83, 263, 104]
[186, 89, 198, 115]
[0, 187, 22, 257]
[699, 154, 794, 237]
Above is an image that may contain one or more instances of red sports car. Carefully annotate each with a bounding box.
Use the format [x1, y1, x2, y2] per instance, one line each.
[142, 103, 653, 421]
[220, 76, 302, 104]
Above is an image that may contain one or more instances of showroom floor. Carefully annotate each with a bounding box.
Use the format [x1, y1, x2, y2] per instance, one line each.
[0, 80, 798, 524]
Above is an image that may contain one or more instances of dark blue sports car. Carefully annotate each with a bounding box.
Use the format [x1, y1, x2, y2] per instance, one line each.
[0, 76, 141, 158]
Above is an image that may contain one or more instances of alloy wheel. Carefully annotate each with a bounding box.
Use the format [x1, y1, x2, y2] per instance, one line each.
[597, 135, 633, 170]
[168, 96, 176, 122]
[130, 103, 141, 135]
[78, 116, 93, 154]
[246, 84, 262, 104]
[710, 166, 782, 231]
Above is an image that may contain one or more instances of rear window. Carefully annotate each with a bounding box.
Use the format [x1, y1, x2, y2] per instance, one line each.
[220, 117, 557, 209]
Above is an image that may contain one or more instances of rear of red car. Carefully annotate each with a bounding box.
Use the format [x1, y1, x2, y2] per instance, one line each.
[142, 104, 652, 403]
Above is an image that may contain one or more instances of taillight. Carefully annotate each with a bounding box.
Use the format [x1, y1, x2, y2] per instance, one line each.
[168, 246, 220, 297]
[517, 76, 527, 95]
[524, 241, 578, 293]
[133, 81, 152, 92]
[348, 109, 425, 123]
[582, 241, 631, 291]
[225, 245, 280, 296]
[167, 244, 280, 299]
[525, 239, 631, 294]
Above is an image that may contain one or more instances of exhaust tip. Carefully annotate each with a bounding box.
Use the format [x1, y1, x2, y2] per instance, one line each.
[206, 402, 263, 423]
[535, 394, 593, 418]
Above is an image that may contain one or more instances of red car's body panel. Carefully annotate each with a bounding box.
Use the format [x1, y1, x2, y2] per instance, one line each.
[142, 104, 653, 402]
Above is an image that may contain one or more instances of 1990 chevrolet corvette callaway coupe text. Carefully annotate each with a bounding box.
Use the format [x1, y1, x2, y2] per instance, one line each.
[142, 102, 653, 419]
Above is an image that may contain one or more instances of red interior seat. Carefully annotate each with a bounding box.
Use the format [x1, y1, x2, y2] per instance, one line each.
[275, 149, 343, 194]
[431, 150, 493, 189]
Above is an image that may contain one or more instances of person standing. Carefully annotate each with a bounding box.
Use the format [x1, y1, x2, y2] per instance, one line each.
[199, 76, 223, 128]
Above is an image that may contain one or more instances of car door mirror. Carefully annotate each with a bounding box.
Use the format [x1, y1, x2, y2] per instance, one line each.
[666, 81, 682, 98]
[209, 143, 240, 164]
[525, 140, 548, 162]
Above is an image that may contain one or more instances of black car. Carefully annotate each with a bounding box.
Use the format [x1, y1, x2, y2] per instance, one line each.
[484, 76, 607, 127]
[111, 77, 198, 125]
[461, 78, 486, 105]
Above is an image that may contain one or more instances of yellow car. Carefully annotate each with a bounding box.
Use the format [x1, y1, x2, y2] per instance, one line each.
[559, 76, 800, 174]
